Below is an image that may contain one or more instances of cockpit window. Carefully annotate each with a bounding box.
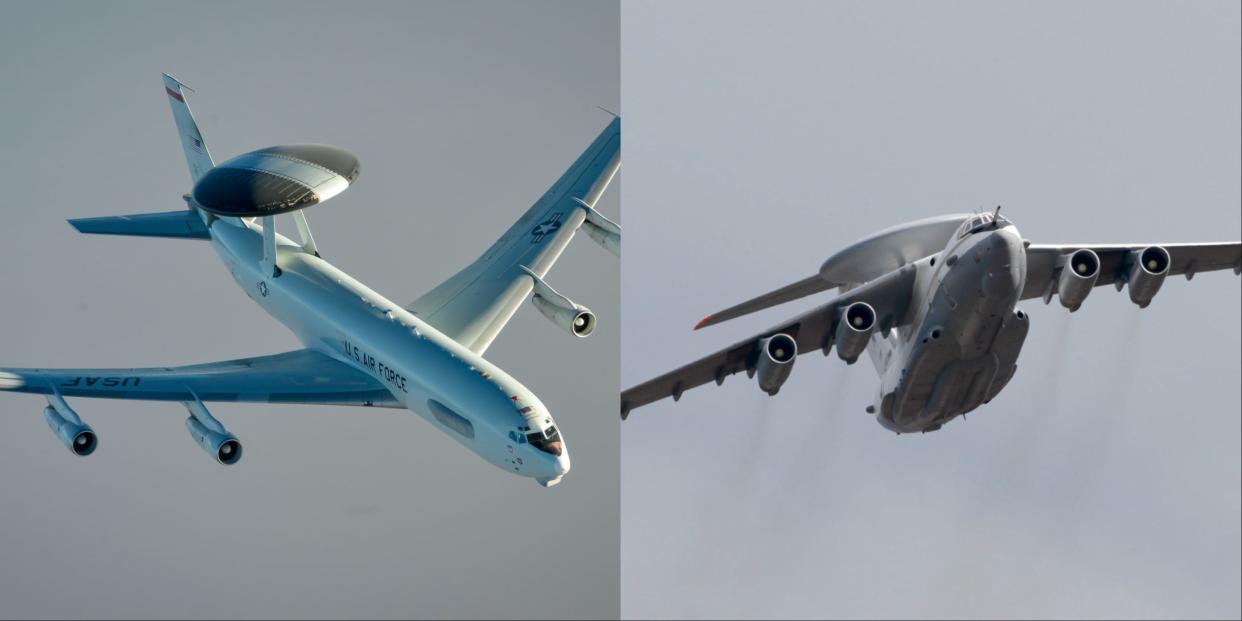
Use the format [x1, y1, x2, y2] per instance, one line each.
[526, 426, 563, 456]
[958, 212, 1010, 238]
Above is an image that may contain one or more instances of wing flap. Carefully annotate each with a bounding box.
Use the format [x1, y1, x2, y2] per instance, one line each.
[0, 349, 399, 407]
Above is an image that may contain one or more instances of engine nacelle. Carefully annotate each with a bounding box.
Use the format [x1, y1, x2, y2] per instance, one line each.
[1057, 248, 1100, 311]
[755, 333, 797, 395]
[43, 403, 97, 457]
[185, 418, 242, 465]
[578, 200, 621, 257]
[183, 400, 242, 465]
[1127, 246, 1170, 308]
[835, 302, 876, 364]
[582, 220, 620, 257]
[532, 293, 596, 337]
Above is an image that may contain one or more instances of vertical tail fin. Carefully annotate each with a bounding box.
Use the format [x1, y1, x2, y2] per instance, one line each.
[161, 73, 215, 183]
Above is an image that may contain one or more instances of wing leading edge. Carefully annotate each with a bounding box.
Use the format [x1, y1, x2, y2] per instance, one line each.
[406, 117, 621, 355]
[0, 349, 400, 407]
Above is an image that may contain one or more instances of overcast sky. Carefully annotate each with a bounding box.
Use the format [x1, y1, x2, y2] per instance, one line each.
[0, 2, 618, 619]
[620, 1, 1240, 619]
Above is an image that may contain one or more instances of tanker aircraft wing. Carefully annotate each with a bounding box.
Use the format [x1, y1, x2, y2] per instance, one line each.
[621, 263, 918, 417]
[406, 117, 621, 355]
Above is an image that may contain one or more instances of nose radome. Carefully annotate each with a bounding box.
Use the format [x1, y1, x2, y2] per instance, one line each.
[981, 229, 1023, 297]
[555, 450, 571, 476]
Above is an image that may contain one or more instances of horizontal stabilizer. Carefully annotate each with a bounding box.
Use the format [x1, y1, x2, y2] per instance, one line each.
[695, 273, 838, 330]
[68, 210, 210, 240]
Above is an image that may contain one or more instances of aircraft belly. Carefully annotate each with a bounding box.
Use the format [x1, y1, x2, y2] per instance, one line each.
[983, 308, 1029, 403]
[885, 340, 953, 430]
[883, 309, 1028, 432]
[880, 250, 1028, 432]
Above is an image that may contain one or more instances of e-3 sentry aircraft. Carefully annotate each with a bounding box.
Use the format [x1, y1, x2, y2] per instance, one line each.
[0, 74, 620, 487]
[621, 210, 1239, 433]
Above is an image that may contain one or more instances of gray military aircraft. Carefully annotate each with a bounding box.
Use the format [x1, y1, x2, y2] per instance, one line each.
[621, 210, 1240, 433]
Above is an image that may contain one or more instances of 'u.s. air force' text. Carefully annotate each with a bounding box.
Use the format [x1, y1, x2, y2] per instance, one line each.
[341, 338, 408, 393]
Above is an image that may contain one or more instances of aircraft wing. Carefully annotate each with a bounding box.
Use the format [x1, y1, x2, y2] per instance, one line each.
[0, 348, 400, 407]
[406, 118, 620, 355]
[1021, 242, 1241, 300]
[621, 264, 918, 417]
[692, 274, 841, 330]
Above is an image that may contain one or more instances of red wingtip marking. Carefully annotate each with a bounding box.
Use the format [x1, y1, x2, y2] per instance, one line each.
[694, 315, 713, 330]
[165, 86, 185, 102]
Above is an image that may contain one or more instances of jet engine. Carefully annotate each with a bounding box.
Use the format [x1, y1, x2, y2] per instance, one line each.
[183, 400, 242, 465]
[1057, 248, 1100, 311]
[43, 396, 97, 457]
[532, 294, 596, 337]
[1127, 246, 1170, 308]
[755, 333, 797, 395]
[524, 267, 596, 338]
[835, 302, 876, 364]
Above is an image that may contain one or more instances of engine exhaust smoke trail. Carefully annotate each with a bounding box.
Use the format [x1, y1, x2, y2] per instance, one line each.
[763, 367, 854, 518]
[737, 390, 774, 474]
[1107, 306, 1145, 414]
[1035, 310, 1074, 413]
[801, 366, 851, 458]
[828, 365, 851, 414]
[1055, 306, 1147, 508]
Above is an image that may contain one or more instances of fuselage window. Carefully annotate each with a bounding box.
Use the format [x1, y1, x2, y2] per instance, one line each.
[428, 400, 475, 440]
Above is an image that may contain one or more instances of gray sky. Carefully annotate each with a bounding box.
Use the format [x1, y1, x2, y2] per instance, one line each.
[621, 1, 1240, 619]
[0, 1, 618, 619]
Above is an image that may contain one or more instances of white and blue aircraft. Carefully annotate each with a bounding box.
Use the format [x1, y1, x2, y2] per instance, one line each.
[622, 210, 1239, 433]
[0, 74, 620, 487]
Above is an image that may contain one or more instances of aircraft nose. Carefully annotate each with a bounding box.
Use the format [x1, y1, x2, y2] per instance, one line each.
[981, 229, 1023, 298]
[534, 448, 570, 488]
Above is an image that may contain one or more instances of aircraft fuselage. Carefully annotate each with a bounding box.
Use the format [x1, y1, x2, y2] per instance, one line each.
[210, 217, 570, 484]
[871, 223, 1030, 433]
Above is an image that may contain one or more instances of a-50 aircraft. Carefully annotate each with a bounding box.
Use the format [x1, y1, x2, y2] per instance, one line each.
[622, 210, 1239, 433]
[1, 74, 620, 487]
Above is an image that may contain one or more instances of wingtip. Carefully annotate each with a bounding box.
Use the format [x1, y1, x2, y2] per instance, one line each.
[693, 315, 713, 330]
